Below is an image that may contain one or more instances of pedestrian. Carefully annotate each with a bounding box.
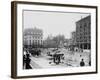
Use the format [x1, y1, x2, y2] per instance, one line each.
[89, 60, 91, 66]
[80, 59, 85, 67]
[58, 55, 61, 64]
[23, 55, 26, 69]
[25, 54, 32, 69]
[53, 54, 56, 64]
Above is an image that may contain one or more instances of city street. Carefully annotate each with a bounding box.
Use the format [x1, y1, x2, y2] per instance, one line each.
[29, 48, 91, 69]
[23, 12, 91, 70]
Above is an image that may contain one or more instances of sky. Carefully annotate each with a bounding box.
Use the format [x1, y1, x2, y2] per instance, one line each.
[23, 10, 90, 39]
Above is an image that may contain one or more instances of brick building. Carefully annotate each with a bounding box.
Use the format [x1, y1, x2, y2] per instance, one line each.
[75, 15, 91, 49]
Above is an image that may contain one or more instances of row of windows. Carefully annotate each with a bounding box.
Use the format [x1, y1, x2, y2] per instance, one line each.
[33, 37, 43, 39]
[25, 31, 42, 34]
[76, 35, 91, 38]
[24, 36, 43, 39]
[76, 33, 91, 37]
[24, 38, 43, 41]
[76, 28, 90, 32]
[77, 21, 90, 27]
[24, 40, 43, 45]
[76, 38, 91, 41]
[76, 39, 91, 42]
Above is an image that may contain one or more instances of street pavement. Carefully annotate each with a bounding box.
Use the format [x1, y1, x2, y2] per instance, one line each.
[30, 56, 67, 68]
[30, 48, 90, 69]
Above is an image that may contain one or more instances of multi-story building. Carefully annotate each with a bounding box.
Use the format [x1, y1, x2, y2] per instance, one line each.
[75, 15, 91, 49]
[67, 31, 76, 51]
[23, 27, 43, 48]
[67, 39, 72, 49]
[71, 31, 76, 47]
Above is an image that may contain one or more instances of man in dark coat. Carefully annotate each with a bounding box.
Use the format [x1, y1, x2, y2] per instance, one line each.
[25, 54, 32, 69]
[80, 59, 85, 67]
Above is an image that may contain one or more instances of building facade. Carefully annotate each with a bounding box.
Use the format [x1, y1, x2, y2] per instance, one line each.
[68, 31, 76, 51]
[71, 31, 76, 47]
[23, 27, 43, 48]
[75, 15, 91, 49]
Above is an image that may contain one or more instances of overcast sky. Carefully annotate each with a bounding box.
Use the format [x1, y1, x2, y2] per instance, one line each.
[23, 10, 90, 39]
